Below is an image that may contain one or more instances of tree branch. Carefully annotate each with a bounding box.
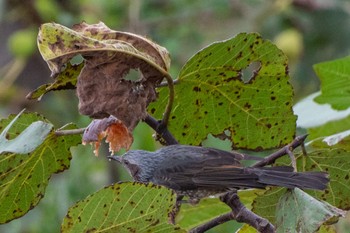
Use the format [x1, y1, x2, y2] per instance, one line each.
[189, 192, 275, 233]
[143, 114, 178, 145]
[252, 134, 308, 168]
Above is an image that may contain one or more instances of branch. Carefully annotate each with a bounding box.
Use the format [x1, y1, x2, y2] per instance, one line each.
[189, 192, 275, 233]
[54, 128, 85, 136]
[252, 134, 308, 168]
[143, 114, 178, 145]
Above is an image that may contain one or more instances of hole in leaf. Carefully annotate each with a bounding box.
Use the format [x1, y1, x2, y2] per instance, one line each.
[124, 69, 142, 82]
[201, 133, 232, 150]
[241, 61, 261, 83]
[70, 55, 84, 65]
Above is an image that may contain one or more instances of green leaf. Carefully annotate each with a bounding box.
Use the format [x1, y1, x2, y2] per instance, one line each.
[177, 198, 231, 230]
[0, 110, 53, 154]
[307, 115, 350, 141]
[308, 129, 350, 151]
[275, 188, 345, 233]
[61, 182, 185, 233]
[26, 62, 83, 100]
[314, 56, 350, 110]
[253, 148, 350, 224]
[0, 113, 81, 223]
[294, 92, 350, 129]
[150, 33, 296, 149]
[237, 224, 260, 233]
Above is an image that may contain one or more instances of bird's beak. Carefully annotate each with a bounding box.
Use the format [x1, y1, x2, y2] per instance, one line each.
[108, 155, 122, 163]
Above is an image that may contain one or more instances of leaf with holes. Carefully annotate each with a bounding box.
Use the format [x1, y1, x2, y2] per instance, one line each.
[314, 56, 350, 110]
[149, 33, 296, 149]
[275, 188, 345, 233]
[0, 113, 81, 223]
[26, 63, 83, 100]
[37, 22, 171, 130]
[61, 182, 185, 233]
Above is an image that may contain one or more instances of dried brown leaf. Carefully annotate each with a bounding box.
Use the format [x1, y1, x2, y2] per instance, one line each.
[37, 22, 171, 130]
[82, 116, 133, 156]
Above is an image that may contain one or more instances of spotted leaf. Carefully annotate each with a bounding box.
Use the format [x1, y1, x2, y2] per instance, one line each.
[0, 113, 81, 223]
[150, 33, 296, 150]
[61, 182, 185, 233]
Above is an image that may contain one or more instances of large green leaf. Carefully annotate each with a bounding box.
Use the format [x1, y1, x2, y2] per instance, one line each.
[0, 110, 52, 154]
[314, 56, 350, 110]
[150, 33, 296, 149]
[61, 182, 185, 233]
[0, 113, 81, 223]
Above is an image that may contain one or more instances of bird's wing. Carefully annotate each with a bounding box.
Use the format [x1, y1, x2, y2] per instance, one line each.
[152, 146, 266, 190]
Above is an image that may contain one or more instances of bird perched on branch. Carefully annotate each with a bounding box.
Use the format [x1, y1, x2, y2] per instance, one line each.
[109, 145, 329, 203]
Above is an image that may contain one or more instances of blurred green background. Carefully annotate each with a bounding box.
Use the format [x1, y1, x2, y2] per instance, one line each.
[1, 0, 350, 232]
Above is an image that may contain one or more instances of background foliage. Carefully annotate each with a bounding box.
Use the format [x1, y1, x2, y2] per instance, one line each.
[1, 0, 350, 232]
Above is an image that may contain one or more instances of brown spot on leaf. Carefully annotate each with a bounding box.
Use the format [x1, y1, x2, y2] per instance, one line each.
[244, 103, 251, 109]
[193, 86, 201, 92]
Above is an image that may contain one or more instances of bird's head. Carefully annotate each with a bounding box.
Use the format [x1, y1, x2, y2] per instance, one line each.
[109, 150, 158, 183]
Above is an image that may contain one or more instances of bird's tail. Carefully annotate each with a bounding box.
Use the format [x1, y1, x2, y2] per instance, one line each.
[251, 166, 329, 190]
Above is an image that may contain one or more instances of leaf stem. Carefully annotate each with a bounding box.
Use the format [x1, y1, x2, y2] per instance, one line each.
[161, 72, 175, 127]
[55, 128, 85, 136]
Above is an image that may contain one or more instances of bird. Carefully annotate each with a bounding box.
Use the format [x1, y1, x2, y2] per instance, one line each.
[109, 144, 329, 203]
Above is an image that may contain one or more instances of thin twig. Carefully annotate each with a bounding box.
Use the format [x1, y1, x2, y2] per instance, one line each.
[143, 114, 178, 145]
[54, 128, 85, 136]
[286, 147, 297, 172]
[252, 134, 308, 168]
[161, 73, 175, 127]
